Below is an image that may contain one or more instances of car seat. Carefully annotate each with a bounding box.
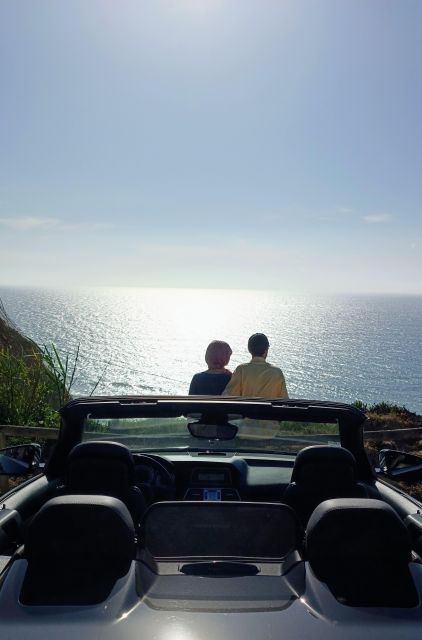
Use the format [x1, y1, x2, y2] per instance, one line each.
[282, 445, 369, 526]
[306, 497, 419, 607]
[20, 494, 135, 605]
[66, 440, 147, 525]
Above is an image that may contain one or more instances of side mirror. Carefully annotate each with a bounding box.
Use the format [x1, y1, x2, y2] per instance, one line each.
[0, 444, 42, 476]
[378, 449, 422, 481]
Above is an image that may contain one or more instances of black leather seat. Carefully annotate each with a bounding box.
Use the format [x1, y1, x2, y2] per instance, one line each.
[306, 498, 419, 607]
[282, 445, 368, 525]
[20, 495, 135, 605]
[66, 441, 147, 525]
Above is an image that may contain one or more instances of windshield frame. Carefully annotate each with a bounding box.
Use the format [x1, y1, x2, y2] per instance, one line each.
[46, 396, 372, 480]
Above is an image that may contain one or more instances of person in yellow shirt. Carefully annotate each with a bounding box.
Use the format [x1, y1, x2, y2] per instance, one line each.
[223, 333, 288, 398]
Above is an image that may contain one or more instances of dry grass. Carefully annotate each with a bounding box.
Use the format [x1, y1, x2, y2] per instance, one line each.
[360, 402, 422, 501]
[365, 411, 422, 433]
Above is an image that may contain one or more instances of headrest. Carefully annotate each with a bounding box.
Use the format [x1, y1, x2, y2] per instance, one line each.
[291, 446, 357, 487]
[143, 501, 300, 560]
[67, 441, 135, 491]
[306, 498, 412, 568]
[25, 495, 135, 568]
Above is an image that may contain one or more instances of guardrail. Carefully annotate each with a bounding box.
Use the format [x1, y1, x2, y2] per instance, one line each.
[365, 427, 422, 435]
[0, 424, 59, 450]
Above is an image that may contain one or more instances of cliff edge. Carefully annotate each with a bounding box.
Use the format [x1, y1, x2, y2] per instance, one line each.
[0, 300, 40, 356]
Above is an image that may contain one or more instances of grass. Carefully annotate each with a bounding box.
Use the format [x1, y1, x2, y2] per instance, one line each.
[0, 339, 105, 494]
[0, 347, 60, 429]
[0, 300, 108, 431]
[0, 344, 84, 429]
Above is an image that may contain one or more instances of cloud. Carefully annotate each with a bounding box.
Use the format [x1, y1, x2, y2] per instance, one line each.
[59, 222, 115, 231]
[0, 216, 59, 230]
[362, 214, 392, 224]
[0, 217, 115, 232]
[336, 206, 354, 214]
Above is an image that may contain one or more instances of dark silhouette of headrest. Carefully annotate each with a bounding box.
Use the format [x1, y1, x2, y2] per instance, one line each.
[306, 498, 418, 607]
[291, 445, 357, 487]
[21, 495, 135, 605]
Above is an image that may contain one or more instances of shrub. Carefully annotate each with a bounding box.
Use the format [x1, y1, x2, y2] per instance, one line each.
[367, 401, 414, 417]
[0, 348, 59, 428]
[0, 343, 82, 429]
[352, 400, 368, 412]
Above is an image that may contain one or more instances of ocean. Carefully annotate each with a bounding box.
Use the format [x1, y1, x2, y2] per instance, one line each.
[0, 287, 421, 414]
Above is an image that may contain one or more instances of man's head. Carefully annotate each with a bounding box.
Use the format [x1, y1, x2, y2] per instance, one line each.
[248, 333, 270, 358]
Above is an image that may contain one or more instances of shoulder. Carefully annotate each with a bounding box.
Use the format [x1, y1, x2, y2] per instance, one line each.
[189, 371, 207, 387]
[268, 363, 285, 376]
[233, 363, 249, 373]
[192, 371, 209, 379]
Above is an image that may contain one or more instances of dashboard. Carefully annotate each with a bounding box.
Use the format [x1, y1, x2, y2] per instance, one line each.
[184, 467, 239, 501]
[132, 452, 295, 503]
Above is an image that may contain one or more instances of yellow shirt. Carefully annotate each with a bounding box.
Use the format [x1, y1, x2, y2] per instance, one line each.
[222, 357, 289, 398]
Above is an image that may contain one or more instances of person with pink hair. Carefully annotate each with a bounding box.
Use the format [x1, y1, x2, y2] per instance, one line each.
[189, 340, 233, 395]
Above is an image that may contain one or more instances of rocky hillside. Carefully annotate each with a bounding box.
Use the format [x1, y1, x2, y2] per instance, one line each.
[0, 300, 39, 356]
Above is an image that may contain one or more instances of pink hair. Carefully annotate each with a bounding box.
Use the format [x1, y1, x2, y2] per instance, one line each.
[205, 340, 232, 370]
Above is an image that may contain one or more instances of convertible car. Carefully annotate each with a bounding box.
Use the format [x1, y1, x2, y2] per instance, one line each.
[0, 396, 422, 639]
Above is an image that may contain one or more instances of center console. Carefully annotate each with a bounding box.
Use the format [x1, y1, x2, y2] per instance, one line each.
[184, 467, 240, 501]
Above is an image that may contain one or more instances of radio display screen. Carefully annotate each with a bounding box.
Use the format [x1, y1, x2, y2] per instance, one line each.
[203, 489, 221, 501]
[197, 472, 225, 483]
[191, 467, 231, 486]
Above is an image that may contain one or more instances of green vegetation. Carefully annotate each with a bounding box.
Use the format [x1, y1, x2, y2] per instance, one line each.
[278, 421, 338, 435]
[354, 399, 409, 415]
[85, 417, 188, 436]
[1, 299, 80, 429]
[0, 348, 58, 428]
[85, 417, 339, 438]
[0, 302, 106, 431]
[0, 344, 82, 429]
[355, 401, 421, 435]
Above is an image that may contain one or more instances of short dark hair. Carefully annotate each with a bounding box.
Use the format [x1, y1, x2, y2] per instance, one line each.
[248, 333, 270, 357]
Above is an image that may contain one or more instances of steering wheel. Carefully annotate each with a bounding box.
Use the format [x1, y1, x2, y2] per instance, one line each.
[134, 454, 175, 500]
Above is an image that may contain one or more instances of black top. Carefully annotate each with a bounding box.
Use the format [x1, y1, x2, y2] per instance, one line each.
[188, 371, 232, 395]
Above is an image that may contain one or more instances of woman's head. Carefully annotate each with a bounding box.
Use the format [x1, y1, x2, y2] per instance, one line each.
[205, 340, 232, 370]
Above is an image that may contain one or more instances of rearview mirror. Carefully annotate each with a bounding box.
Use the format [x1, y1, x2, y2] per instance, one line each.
[188, 422, 238, 440]
[378, 449, 422, 481]
[0, 444, 42, 476]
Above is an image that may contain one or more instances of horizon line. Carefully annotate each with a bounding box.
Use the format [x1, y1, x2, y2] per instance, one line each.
[0, 283, 421, 297]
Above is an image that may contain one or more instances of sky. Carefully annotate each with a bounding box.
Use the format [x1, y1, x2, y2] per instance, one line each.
[0, 0, 421, 293]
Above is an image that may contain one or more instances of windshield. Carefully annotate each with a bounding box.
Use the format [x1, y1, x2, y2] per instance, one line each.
[83, 415, 340, 455]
